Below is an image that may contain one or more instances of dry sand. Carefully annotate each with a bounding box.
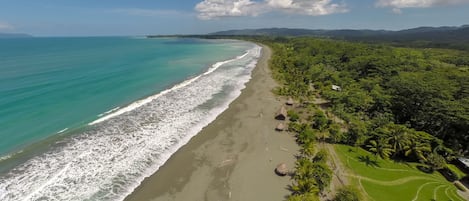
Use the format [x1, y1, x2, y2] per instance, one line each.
[124, 45, 299, 201]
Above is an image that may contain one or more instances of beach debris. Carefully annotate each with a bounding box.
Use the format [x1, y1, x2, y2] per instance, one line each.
[275, 163, 288, 176]
[286, 97, 294, 106]
[275, 106, 287, 120]
[280, 146, 289, 152]
[332, 85, 342, 91]
[275, 122, 286, 131]
[219, 159, 235, 167]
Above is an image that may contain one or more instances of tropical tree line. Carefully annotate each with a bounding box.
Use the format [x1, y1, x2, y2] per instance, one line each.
[246, 37, 468, 182]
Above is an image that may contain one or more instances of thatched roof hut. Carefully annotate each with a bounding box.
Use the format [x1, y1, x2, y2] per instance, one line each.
[275, 106, 287, 120]
[275, 123, 286, 131]
[275, 163, 288, 176]
[286, 97, 294, 106]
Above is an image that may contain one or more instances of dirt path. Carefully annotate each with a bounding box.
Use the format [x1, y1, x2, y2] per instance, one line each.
[321, 143, 349, 200]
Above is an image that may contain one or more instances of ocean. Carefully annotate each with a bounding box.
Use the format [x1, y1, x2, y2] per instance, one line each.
[0, 37, 261, 200]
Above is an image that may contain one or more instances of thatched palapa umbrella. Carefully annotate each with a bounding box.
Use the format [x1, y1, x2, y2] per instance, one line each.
[275, 106, 287, 120]
[286, 97, 294, 106]
[275, 122, 285, 131]
[275, 163, 288, 176]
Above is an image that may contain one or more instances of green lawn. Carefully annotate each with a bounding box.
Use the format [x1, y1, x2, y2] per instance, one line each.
[334, 144, 466, 201]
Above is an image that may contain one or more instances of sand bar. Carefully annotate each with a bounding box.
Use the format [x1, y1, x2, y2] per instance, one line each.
[125, 44, 299, 201]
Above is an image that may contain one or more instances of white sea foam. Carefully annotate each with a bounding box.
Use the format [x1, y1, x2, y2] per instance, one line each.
[57, 128, 69, 134]
[97, 107, 120, 117]
[89, 51, 250, 126]
[0, 150, 23, 163]
[0, 44, 262, 201]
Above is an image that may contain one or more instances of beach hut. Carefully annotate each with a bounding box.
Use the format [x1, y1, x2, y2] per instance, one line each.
[275, 123, 286, 131]
[275, 106, 288, 120]
[286, 97, 294, 106]
[275, 163, 288, 176]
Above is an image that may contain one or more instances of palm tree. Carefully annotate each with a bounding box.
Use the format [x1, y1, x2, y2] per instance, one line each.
[290, 179, 319, 195]
[366, 138, 393, 159]
[300, 142, 315, 158]
[404, 138, 431, 162]
[386, 124, 410, 156]
[294, 158, 314, 181]
[311, 163, 332, 192]
[297, 128, 315, 145]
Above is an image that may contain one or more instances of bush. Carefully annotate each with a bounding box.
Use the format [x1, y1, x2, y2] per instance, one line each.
[313, 149, 328, 163]
[312, 110, 328, 131]
[333, 186, 361, 201]
[288, 110, 300, 122]
[328, 123, 343, 143]
[288, 122, 303, 133]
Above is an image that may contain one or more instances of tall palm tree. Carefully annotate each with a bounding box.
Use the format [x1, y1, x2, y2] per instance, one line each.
[300, 142, 315, 158]
[294, 158, 314, 181]
[290, 179, 319, 195]
[386, 124, 410, 156]
[366, 138, 393, 159]
[404, 138, 431, 162]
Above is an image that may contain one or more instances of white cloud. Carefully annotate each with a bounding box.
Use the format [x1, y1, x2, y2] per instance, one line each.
[195, 0, 348, 20]
[195, 0, 263, 20]
[0, 21, 13, 31]
[376, 0, 469, 8]
[266, 0, 348, 16]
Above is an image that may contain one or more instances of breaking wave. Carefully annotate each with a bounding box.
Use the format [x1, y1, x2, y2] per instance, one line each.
[0, 44, 262, 201]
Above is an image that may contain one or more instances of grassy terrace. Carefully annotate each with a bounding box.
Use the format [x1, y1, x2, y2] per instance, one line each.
[334, 144, 464, 201]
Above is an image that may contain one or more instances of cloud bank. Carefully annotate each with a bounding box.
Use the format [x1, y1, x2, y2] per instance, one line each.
[376, 0, 469, 14]
[0, 21, 13, 31]
[195, 0, 348, 20]
[376, 0, 469, 8]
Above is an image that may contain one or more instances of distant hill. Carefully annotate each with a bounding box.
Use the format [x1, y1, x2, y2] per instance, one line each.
[210, 28, 391, 37]
[209, 25, 469, 38]
[210, 25, 469, 50]
[0, 33, 33, 38]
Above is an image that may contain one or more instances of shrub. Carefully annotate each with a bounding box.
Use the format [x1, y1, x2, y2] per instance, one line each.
[288, 110, 300, 122]
[313, 149, 328, 163]
[312, 110, 329, 131]
[333, 186, 361, 201]
[328, 123, 343, 143]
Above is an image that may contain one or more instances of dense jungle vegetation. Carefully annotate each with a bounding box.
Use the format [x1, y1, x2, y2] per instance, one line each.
[264, 37, 468, 156]
[254, 36, 469, 199]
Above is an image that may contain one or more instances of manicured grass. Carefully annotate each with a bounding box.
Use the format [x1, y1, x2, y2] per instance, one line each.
[334, 144, 465, 201]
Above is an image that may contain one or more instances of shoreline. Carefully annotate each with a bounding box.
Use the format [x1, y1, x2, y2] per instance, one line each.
[125, 44, 299, 201]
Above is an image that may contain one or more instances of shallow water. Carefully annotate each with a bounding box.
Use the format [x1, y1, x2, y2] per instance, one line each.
[0, 37, 260, 200]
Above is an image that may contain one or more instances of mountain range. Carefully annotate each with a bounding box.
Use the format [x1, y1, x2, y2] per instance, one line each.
[210, 25, 469, 50]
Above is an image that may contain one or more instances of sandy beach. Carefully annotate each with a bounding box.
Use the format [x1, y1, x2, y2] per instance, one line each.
[124, 44, 299, 201]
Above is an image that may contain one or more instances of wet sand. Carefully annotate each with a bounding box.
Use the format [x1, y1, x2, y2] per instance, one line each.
[125, 44, 299, 201]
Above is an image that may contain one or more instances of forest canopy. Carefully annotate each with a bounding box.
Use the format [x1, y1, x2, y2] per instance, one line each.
[255, 36, 469, 155]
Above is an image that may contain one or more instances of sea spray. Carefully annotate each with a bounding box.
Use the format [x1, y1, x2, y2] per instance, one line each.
[0, 45, 262, 201]
[0, 37, 250, 156]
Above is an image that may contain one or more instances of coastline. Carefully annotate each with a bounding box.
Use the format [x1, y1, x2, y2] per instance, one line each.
[125, 44, 299, 201]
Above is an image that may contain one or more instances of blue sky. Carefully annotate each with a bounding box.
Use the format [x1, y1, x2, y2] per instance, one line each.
[0, 0, 468, 36]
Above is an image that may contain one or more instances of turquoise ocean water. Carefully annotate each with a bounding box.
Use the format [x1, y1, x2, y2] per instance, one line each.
[0, 37, 261, 200]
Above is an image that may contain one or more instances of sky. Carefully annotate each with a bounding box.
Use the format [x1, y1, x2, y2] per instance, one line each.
[0, 0, 468, 36]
